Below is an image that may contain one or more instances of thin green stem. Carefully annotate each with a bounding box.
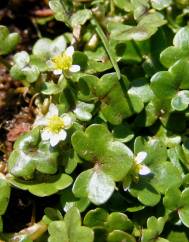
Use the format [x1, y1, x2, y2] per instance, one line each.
[91, 16, 121, 80]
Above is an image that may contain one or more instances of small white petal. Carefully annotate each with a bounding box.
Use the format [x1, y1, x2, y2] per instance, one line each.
[49, 133, 62, 147]
[46, 60, 54, 68]
[41, 130, 51, 141]
[69, 65, 80, 73]
[33, 116, 47, 127]
[46, 103, 59, 117]
[53, 69, 62, 75]
[57, 129, 67, 141]
[65, 46, 74, 57]
[135, 151, 147, 164]
[139, 165, 151, 175]
[62, 114, 72, 128]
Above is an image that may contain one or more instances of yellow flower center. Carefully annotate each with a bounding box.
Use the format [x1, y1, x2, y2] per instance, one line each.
[46, 115, 65, 133]
[134, 163, 142, 174]
[52, 53, 72, 71]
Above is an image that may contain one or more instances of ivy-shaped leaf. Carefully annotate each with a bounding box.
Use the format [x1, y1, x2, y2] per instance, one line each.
[7, 173, 72, 197]
[32, 35, 67, 60]
[163, 187, 189, 227]
[160, 26, 189, 68]
[0, 25, 20, 55]
[10, 51, 40, 83]
[72, 124, 133, 204]
[151, 59, 189, 111]
[49, 0, 73, 27]
[141, 217, 168, 242]
[8, 128, 59, 180]
[73, 101, 95, 121]
[48, 207, 94, 242]
[78, 73, 143, 125]
[109, 12, 166, 41]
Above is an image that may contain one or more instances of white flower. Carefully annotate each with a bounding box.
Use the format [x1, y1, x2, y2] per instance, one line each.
[134, 151, 151, 175]
[47, 46, 80, 76]
[33, 103, 73, 147]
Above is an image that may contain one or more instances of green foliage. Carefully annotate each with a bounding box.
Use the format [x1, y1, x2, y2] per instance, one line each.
[2, 0, 189, 241]
[72, 124, 133, 204]
[48, 207, 94, 242]
[0, 25, 20, 55]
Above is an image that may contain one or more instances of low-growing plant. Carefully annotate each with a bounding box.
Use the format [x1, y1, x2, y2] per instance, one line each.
[1, 0, 189, 241]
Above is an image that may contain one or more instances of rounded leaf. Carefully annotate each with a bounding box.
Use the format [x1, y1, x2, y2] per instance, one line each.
[7, 173, 73, 197]
[151, 71, 177, 99]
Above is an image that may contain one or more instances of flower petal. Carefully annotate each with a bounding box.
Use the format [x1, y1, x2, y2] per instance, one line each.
[139, 165, 151, 175]
[62, 114, 72, 129]
[33, 116, 47, 127]
[57, 129, 67, 141]
[135, 151, 147, 164]
[49, 133, 61, 147]
[65, 46, 74, 57]
[53, 69, 62, 75]
[41, 130, 51, 141]
[46, 60, 54, 68]
[46, 103, 59, 117]
[69, 65, 80, 73]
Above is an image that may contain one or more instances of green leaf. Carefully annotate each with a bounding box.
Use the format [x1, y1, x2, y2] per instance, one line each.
[42, 81, 63, 95]
[167, 230, 189, 242]
[170, 59, 189, 89]
[160, 46, 186, 68]
[163, 187, 181, 211]
[134, 137, 167, 165]
[150, 71, 177, 99]
[48, 207, 94, 242]
[13, 51, 30, 68]
[109, 12, 166, 41]
[173, 26, 189, 50]
[151, 0, 172, 10]
[79, 73, 137, 125]
[72, 124, 133, 181]
[7, 173, 72, 197]
[88, 170, 115, 205]
[73, 169, 115, 205]
[48, 221, 68, 242]
[11, 51, 40, 83]
[142, 217, 166, 242]
[73, 170, 93, 198]
[72, 124, 133, 204]
[73, 51, 88, 71]
[105, 212, 134, 233]
[113, 0, 132, 11]
[171, 90, 189, 111]
[49, 0, 72, 26]
[8, 129, 59, 179]
[0, 25, 20, 55]
[60, 188, 90, 212]
[129, 176, 161, 206]
[107, 230, 136, 242]
[131, 0, 149, 20]
[71, 9, 92, 27]
[84, 208, 109, 227]
[73, 101, 94, 121]
[0, 178, 11, 215]
[128, 79, 154, 103]
[151, 162, 182, 194]
[33, 35, 67, 59]
[179, 188, 189, 227]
